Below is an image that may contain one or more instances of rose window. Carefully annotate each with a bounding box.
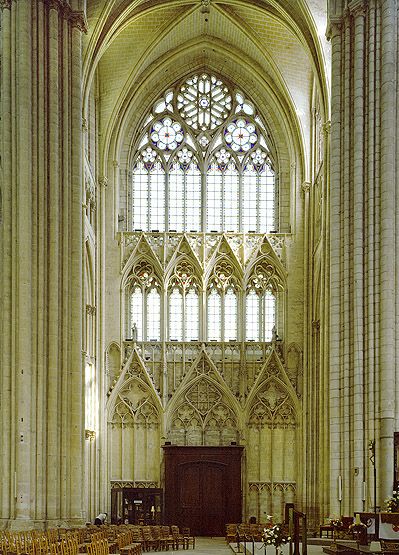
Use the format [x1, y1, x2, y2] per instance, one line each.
[150, 117, 184, 150]
[225, 118, 257, 152]
[177, 74, 232, 131]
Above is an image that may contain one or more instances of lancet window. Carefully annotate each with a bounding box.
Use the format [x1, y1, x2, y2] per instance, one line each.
[127, 261, 161, 341]
[168, 261, 200, 341]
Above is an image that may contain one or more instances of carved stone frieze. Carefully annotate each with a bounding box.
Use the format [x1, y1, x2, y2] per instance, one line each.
[248, 481, 296, 493]
[111, 480, 158, 489]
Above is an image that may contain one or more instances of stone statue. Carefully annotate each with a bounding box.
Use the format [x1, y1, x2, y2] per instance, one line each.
[131, 322, 137, 341]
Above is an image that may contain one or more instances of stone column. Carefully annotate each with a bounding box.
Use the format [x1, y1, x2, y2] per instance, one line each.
[0, 0, 86, 529]
[379, 0, 397, 502]
[328, 0, 399, 512]
[328, 13, 343, 517]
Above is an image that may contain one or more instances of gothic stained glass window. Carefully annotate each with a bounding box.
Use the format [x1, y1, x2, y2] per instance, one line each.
[130, 73, 277, 234]
[127, 73, 281, 344]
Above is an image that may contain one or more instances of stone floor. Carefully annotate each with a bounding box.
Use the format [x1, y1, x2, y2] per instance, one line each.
[146, 537, 326, 555]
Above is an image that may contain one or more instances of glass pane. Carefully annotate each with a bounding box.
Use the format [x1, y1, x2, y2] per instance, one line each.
[207, 160, 222, 231]
[185, 288, 199, 340]
[207, 289, 221, 341]
[132, 161, 149, 231]
[147, 288, 161, 340]
[224, 288, 237, 340]
[246, 289, 259, 341]
[263, 290, 275, 341]
[130, 286, 143, 341]
[169, 288, 183, 341]
[169, 161, 184, 231]
[224, 162, 239, 231]
[149, 160, 165, 231]
[242, 164, 257, 232]
[259, 163, 275, 232]
[186, 163, 201, 231]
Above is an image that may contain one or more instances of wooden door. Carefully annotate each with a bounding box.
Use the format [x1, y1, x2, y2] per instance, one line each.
[163, 445, 243, 536]
[179, 461, 226, 535]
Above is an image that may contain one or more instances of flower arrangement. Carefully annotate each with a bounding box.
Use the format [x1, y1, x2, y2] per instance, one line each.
[385, 491, 399, 513]
[262, 524, 291, 547]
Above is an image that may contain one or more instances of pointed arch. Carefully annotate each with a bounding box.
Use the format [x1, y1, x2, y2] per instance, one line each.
[166, 370, 240, 446]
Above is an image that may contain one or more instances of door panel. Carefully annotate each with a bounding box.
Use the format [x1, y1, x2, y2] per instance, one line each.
[164, 446, 242, 536]
[201, 464, 225, 536]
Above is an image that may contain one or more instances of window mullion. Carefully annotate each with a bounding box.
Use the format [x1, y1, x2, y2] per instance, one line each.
[221, 171, 225, 232]
[239, 167, 243, 232]
[256, 171, 260, 233]
[183, 169, 187, 232]
[182, 291, 186, 341]
[221, 290, 225, 342]
[202, 159, 207, 232]
[165, 165, 169, 232]
[147, 172, 151, 232]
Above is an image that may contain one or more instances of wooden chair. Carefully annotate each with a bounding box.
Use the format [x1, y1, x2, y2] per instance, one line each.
[170, 526, 185, 550]
[225, 524, 237, 544]
[159, 527, 174, 551]
[141, 527, 158, 552]
[181, 528, 195, 550]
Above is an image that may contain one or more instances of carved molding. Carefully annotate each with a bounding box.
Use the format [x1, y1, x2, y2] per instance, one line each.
[0, 0, 11, 9]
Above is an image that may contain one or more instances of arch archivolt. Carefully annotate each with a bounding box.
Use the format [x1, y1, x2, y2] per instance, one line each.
[166, 368, 241, 446]
[107, 39, 299, 181]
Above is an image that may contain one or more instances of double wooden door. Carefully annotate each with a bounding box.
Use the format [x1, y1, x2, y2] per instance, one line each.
[163, 445, 243, 536]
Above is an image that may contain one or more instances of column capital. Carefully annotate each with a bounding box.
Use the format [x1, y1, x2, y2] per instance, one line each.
[326, 17, 342, 40]
[348, 0, 367, 17]
[45, 0, 87, 33]
[302, 181, 311, 195]
[0, 0, 12, 9]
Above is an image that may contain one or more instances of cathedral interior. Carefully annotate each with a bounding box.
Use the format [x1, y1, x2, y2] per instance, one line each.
[1, 0, 399, 534]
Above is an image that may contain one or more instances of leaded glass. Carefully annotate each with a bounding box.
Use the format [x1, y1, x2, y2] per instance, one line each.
[169, 288, 183, 341]
[150, 117, 183, 150]
[246, 289, 259, 341]
[177, 74, 232, 131]
[207, 289, 221, 341]
[126, 72, 281, 344]
[147, 288, 161, 341]
[169, 150, 201, 231]
[225, 118, 257, 152]
[185, 288, 199, 340]
[225, 288, 237, 340]
[130, 286, 143, 341]
[263, 291, 275, 341]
